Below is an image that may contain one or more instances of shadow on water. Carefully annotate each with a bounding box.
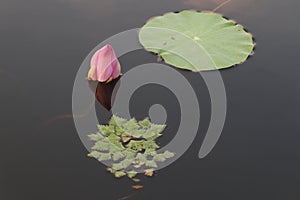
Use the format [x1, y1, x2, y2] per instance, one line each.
[90, 76, 121, 111]
[40, 77, 120, 128]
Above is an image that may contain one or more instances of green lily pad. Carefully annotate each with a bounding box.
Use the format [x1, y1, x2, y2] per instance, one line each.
[139, 10, 254, 71]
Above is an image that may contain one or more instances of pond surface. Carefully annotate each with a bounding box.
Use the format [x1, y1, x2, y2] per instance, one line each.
[0, 0, 300, 199]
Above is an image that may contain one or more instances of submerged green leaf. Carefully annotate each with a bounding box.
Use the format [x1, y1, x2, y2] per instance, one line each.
[127, 140, 144, 152]
[108, 133, 121, 144]
[144, 149, 156, 156]
[112, 163, 124, 171]
[88, 133, 104, 141]
[109, 115, 127, 127]
[98, 125, 114, 136]
[139, 10, 254, 71]
[123, 118, 139, 131]
[145, 160, 158, 168]
[114, 170, 126, 178]
[136, 153, 147, 163]
[98, 153, 111, 161]
[139, 118, 151, 127]
[153, 153, 166, 162]
[87, 151, 101, 159]
[127, 171, 138, 179]
[120, 158, 134, 169]
[123, 148, 137, 157]
[112, 151, 125, 161]
[143, 140, 160, 150]
[92, 141, 110, 151]
[163, 150, 175, 158]
[121, 134, 131, 143]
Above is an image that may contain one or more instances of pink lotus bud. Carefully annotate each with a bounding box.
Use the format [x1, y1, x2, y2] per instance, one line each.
[88, 44, 121, 83]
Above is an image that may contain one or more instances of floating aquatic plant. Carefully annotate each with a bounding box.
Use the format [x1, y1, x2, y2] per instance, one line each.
[139, 10, 255, 71]
[88, 115, 175, 179]
[85, 9, 256, 190]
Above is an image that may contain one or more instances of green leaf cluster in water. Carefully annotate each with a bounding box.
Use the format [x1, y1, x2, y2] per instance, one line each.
[88, 115, 175, 179]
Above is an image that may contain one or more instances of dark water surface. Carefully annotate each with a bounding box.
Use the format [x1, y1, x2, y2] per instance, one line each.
[1, 0, 300, 199]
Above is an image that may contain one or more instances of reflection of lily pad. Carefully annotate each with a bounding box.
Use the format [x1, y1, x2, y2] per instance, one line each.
[139, 10, 254, 71]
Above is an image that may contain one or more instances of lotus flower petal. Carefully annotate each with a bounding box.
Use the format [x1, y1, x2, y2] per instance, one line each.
[88, 44, 121, 82]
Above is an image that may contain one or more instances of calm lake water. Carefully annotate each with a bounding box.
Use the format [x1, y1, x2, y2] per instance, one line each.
[1, 0, 300, 199]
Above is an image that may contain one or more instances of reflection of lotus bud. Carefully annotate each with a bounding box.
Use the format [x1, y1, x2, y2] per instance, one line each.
[88, 44, 121, 83]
